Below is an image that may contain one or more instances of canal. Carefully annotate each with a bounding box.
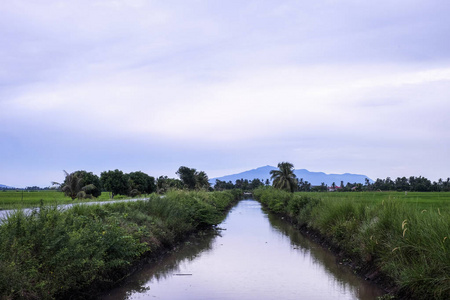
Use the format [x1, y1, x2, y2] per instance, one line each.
[102, 199, 385, 300]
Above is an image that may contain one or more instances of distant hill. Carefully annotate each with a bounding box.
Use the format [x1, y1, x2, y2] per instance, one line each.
[0, 184, 15, 189]
[209, 165, 373, 186]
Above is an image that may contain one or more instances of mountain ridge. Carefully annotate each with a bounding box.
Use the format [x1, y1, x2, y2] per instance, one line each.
[209, 165, 373, 186]
[0, 184, 14, 189]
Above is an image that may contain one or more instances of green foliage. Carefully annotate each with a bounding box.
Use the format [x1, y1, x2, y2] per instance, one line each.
[176, 166, 198, 190]
[128, 171, 156, 195]
[175, 166, 211, 191]
[270, 162, 298, 193]
[254, 188, 450, 300]
[100, 169, 129, 198]
[68, 170, 102, 198]
[214, 179, 265, 191]
[156, 176, 183, 194]
[253, 187, 291, 214]
[53, 170, 98, 200]
[0, 191, 239, 299]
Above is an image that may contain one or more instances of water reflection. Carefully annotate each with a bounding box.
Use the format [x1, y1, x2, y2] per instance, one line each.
[265, 209, 384, 300]
[102, 229, 220, 299]
[102, 199, 385, 300]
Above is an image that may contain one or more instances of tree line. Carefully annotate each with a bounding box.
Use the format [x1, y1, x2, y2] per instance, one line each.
[11, 162, 450, 196]
[265, 162, 450, 193]
[365, 176, 450, 192]
[213, 178, 269, 191]
[52, 166, 211, 200]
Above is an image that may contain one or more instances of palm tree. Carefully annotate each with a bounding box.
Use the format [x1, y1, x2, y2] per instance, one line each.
[270, 162, 298, 192]
[52, 170, 96, 200]
[195, 171, 210, 190]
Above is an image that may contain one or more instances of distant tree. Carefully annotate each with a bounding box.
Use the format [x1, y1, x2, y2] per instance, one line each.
[235, 179, 242, 189]
[52, 170, 96, 200]
[128, 171, 156, 195]
[195, 171, 210, 190]
[364, 178, 372, 191]
[176, 166, 198, 190]
[249, 178, 264, 190]
[270, 162, 298, 193]
[214, 180, 235, 191]
[409, 176, 431, 192]
[67, 170, 101, 198]
[100, 169, 129, 198]
[354, 183, 363, 191]
[395, 177, 409, 191]
[214, 179, 226, 191]
[25, 186, 41, 191]
[265, 179, 270, 186]
[176, 166, 210, 190]
[304, 181, 311, 191]
[298, 178, 304, 191]
[331, 182, 336, 191]
[156, 176, 183, 194]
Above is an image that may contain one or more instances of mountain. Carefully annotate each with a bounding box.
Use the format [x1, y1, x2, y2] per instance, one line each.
[209, 165, 373, 186]
[210, 166, 277, 185]
[0, 184, 15, 189]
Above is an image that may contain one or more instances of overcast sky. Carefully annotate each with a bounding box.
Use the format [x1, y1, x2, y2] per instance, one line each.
[1, 0, 450, 187]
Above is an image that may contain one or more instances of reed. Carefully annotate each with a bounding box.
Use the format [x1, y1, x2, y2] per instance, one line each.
[253, 187, 450, 300]
[0, 190, 240, 299]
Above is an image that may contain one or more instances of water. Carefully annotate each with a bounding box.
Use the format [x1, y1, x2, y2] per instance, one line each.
[102, 199, 385, 300]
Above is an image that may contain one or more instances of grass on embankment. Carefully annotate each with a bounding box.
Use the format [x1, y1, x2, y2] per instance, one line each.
[0, 190, 241, 299]
[254, 188, 450, 300]
[0, 191, 140, 210]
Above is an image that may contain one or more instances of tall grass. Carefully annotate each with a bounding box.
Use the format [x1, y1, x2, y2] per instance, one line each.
[254, 187, 450, 300]
[0, 190, 240, 299]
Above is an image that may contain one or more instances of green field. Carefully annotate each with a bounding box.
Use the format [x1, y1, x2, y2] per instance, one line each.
[0, 190, 137, 210]
[303, 191, 450, 211]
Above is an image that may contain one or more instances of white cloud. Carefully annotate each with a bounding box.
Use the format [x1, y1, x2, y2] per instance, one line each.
[2, 0, 450, 186]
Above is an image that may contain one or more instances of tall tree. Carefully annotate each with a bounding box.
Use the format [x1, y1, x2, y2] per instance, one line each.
[52, 170, 96, 200]
[176, 166, 197, 190]
[156, 176, 183, 194]
[270, 162, 298, 193]
[195, 171, 210, 190]
[176, 166, 210, 190]
[100, 169, 129, 198]
[67, 170, 102, 198]
[128, 171, 156, 194]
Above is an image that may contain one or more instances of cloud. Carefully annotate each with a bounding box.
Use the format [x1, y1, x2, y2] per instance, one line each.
[1, 1, 450, 186]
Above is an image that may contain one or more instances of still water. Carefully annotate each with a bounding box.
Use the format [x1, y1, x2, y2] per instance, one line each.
[102, 199, 385, 300]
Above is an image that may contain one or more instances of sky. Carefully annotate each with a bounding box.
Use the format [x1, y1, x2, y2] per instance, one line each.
[1, 0, 450, 188]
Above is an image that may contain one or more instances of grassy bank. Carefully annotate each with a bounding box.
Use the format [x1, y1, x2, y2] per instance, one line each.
[0, 190, 241, 299]
[254, 188, 450, 300]
[0, 191, 139, 210]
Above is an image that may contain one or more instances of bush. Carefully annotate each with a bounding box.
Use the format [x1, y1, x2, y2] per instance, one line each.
[0, 191, 239, 299]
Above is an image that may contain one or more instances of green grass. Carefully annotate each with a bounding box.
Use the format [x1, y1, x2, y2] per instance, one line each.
[0, 191, 140, 210]
[303, 191, 450, 211]
[0, 190, 241, 299]
[254, 188, 450, 300]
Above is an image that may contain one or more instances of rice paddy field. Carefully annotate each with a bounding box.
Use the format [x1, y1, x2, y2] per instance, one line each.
[304, 191, 450, 211]
[0, 190, 133, 210]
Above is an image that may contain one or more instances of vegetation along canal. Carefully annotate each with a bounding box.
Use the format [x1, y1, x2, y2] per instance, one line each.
[102, 199, 385, 299]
